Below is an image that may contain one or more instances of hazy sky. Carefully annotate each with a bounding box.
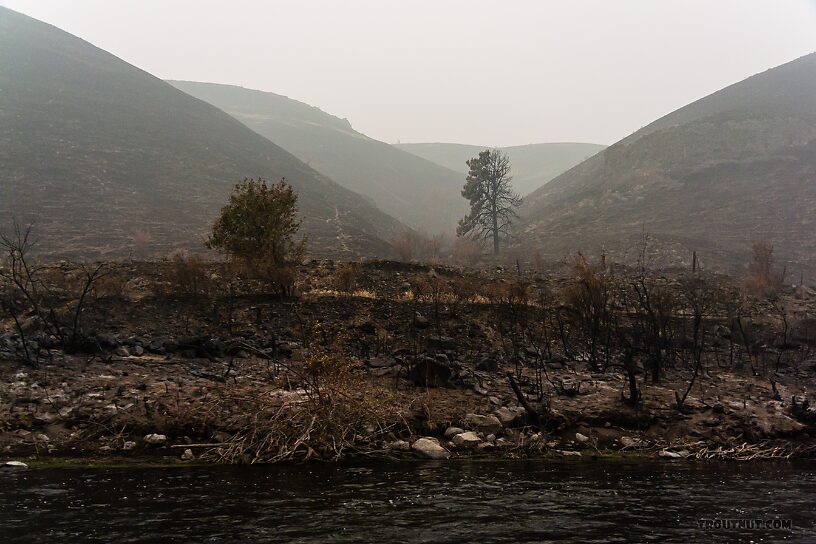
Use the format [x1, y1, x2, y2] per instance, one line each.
[3, 1, 815, 146]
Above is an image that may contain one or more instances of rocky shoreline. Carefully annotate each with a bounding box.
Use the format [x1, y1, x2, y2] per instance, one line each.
[2, 260, 816, 466]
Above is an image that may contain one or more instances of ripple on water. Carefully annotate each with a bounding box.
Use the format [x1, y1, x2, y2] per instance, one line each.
[0, 461, 814, 543]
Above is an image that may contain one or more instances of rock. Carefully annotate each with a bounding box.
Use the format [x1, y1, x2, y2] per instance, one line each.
[488, 396, 502, 406]
[425, 336, 456, 351]
[358, 321, 375, 334]
[96, 333, 119, 349]
[2, 461, 28, 470]
[147, 337, 168, 353]
[452, 432, 482, 448]
[413, 314, 430, 329]
[368, 357, 396, 368]
[493, 407, 518, 427]
[122, 441, 137, 451]
[619, 436, 644, 448]
[558, 450, 582, 457]
[411, 437, 450, 460]
[485, 434, 496, 443]
[388, 440, 411, 451]
[476, 442, 495, 452]
[35, 412, 57, 424]
[444, 426, 465, 439]
[181, 449, 195, 461]
[575, 432, 590, 444]
[114, 346, 130, 357]
[409, 356, 452, 387]
[659, 450, 682, 459]
[143, 433, 167, 446]
[465, 413, 502, 435]
[132, 345, 145, 356]
[476, 357, 498, 372]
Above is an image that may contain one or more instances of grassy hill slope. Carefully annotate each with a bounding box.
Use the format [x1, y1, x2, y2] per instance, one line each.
[169, 81, 467, 234]
[0, 7, 403, 259]
[520, 53, 816, 275]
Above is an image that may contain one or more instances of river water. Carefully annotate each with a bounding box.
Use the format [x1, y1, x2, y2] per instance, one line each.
[1, 460, 813, 543]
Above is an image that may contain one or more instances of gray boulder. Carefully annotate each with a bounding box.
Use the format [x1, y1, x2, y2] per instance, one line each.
[452, 432, 482, 448]
[465, 413, 502, 435]
[411, 437, 450, 460]
[144, 433, 167, 445]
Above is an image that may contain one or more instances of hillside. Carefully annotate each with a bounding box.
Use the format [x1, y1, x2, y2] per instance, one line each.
[0, 7, 403, 259]
[169, 81, 467, 234]
[521, 53, 816, 274]
[396, 142, 606, 196]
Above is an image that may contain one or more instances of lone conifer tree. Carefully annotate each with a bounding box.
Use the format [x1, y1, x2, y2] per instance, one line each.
[457, 149, 521, 255]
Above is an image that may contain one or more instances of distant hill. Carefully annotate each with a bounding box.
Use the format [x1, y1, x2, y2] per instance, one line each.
[0, 7, 403, 259]
[395, 142, 606, 196]
[170, 81, 467, 234]
[520, 53, 816, 275]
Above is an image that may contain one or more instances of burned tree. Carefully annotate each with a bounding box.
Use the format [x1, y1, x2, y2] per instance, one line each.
[457, 149, 521, 256]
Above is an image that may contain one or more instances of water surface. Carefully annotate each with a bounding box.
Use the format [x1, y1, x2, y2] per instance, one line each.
[1, 460, 813, 543]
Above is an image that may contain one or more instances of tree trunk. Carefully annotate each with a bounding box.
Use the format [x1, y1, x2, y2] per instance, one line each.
[491, 213, 499, 255]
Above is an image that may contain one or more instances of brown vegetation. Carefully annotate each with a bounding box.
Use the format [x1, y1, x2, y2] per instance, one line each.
[1, 247, 815, 464]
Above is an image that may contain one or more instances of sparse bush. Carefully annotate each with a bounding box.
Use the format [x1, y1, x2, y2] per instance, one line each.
[562, 253, 612, 370]
[392, 231, 447, 263]
[0, 222, 109, 360]
[208, 178, 305, 296]
[333, 263, 358, 294]
[92, 267, 130, 300]
[392, 231, 418, 262]
[453, 236, 482, 266]
[168, 250, 210, 297]
[745, 240, 784, 296]
[131, 229, 152, 257]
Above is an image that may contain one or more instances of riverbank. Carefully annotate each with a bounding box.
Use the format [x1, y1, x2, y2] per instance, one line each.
[2, 259, 816, 465]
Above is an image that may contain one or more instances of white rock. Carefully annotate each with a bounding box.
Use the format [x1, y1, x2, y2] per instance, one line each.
[181, 449, 195, 461]
[2, 461, 28, 469]
[143, 433, 167, 445]
[123, 441, 137, 451]
[659, 450, 682, 459]
[575, 432, 590, 443]
[452, 432, 482, 448]
[411, 437, 450, 460]
[558, 450, 582, 457]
